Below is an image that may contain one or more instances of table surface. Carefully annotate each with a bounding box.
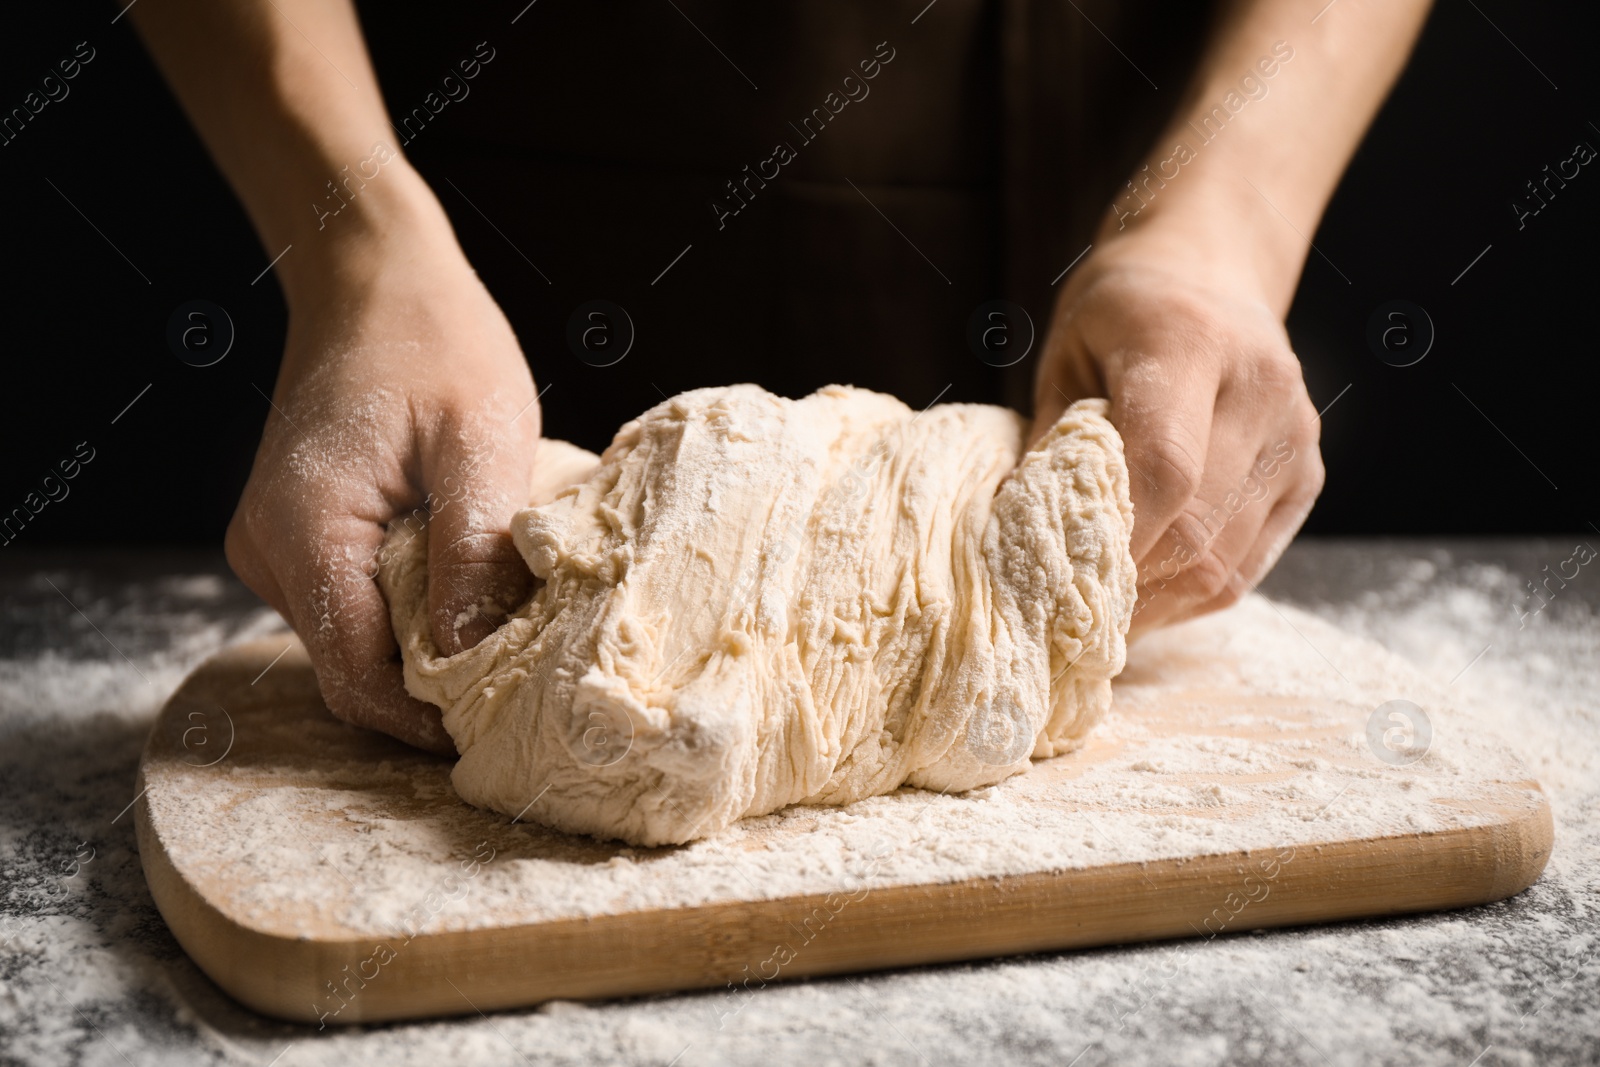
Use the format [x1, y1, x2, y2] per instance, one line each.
[2, 538, 1596, 1067]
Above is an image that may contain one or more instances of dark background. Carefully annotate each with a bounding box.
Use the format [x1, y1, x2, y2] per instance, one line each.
[0, 0, 1594, 548]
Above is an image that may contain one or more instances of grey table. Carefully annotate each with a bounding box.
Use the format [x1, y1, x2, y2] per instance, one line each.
[2, 539, 1596, 1067]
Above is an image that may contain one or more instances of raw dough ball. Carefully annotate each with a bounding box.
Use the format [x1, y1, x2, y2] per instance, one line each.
[379, 384, 1135, 845]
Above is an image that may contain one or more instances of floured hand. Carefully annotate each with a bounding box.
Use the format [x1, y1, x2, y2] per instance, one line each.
[224, 228, 542, 754]
[1032, 234, 1324, 632]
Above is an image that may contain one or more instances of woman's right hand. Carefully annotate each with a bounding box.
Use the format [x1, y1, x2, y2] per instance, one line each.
[225, 172, 543, 753]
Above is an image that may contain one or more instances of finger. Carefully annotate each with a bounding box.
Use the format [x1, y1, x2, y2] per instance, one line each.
[275, 512, 455, 755]
[1028, 334, 1104, 445]
[1129, 338, 1319, 628]
[423, 410, 542, 656]
[1104, 353, 1222, 564]
[223, 511, 290, 621]
[1130, 420, 1284, 630]
[1170, 441, 1324, 623]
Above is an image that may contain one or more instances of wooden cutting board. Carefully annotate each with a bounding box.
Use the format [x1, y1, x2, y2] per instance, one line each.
[134, 598, 1552, 1025]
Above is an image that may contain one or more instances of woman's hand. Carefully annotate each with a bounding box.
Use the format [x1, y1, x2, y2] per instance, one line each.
[1031, 232, 1324, 631]
[126, 0, 548, 752]
[1024, 0, 1434, 631]
[225, 189, 542, 753]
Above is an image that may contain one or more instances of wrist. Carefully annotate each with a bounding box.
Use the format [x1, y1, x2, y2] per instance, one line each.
[1082, 223, 1273, 320]
[265, 159, 469, 308]
[1092, 160, 1308, 316]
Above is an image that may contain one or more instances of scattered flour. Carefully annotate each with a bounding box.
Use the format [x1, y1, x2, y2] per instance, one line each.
[2, 543, 1595, 1066]
[140, 592, 1539, 942]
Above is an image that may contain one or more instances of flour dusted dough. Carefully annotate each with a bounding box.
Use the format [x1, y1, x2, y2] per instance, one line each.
[379, 385, 1135, 845]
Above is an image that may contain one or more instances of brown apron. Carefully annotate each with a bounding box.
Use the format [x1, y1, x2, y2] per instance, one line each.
[358, 0, 1215, 451]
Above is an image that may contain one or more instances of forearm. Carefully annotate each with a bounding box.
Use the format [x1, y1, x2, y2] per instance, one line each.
[128, 0, 457, 299]
[1102, 0, 1433, 312]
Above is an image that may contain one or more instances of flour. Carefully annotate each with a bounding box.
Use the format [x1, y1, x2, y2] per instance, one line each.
[142, 591, 1537, 940]
[5, 543, 1595, 1067]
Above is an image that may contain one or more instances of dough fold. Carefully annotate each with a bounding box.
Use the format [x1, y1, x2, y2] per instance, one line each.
[379, 384, 1135, 845]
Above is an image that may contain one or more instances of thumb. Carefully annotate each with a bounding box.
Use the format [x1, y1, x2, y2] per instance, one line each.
[423, 416, 540, 656]
[1028, 387, 1069, 448]
[1028, 332, 1101, 448]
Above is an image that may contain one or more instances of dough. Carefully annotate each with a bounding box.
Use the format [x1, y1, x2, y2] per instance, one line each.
[379, 384, 1135, 845]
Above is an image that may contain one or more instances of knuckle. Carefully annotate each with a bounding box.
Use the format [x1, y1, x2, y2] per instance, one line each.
[1304, 450, 1327, 497]
[1138, 435, 1205, 503]
[311, 656, 382, 730]
[1185, 548, 1235, 599]
[311, 664, 358, 725]
[1252, 351, 1304, 395]
[222, 513, 250, 572]
[237, 490, 278, 544]
[434, 528, 514, 567]
[1156, 511, 1236, 599]
[322, 694, 359, 727]
[1279, 441, 1325, 503]
[223, 511, 275, 598]
[1289, 395, 1323, 443]
[1164, 510, 1213, 558]
[1205, 581, 1245, 613]
[1146, 285, 1214, 330]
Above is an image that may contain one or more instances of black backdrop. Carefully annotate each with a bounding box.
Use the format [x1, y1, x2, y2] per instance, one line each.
[0, 0, 1594, 548]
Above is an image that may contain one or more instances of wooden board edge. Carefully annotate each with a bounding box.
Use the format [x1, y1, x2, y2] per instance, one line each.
[136, 776, 1554, 1026]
